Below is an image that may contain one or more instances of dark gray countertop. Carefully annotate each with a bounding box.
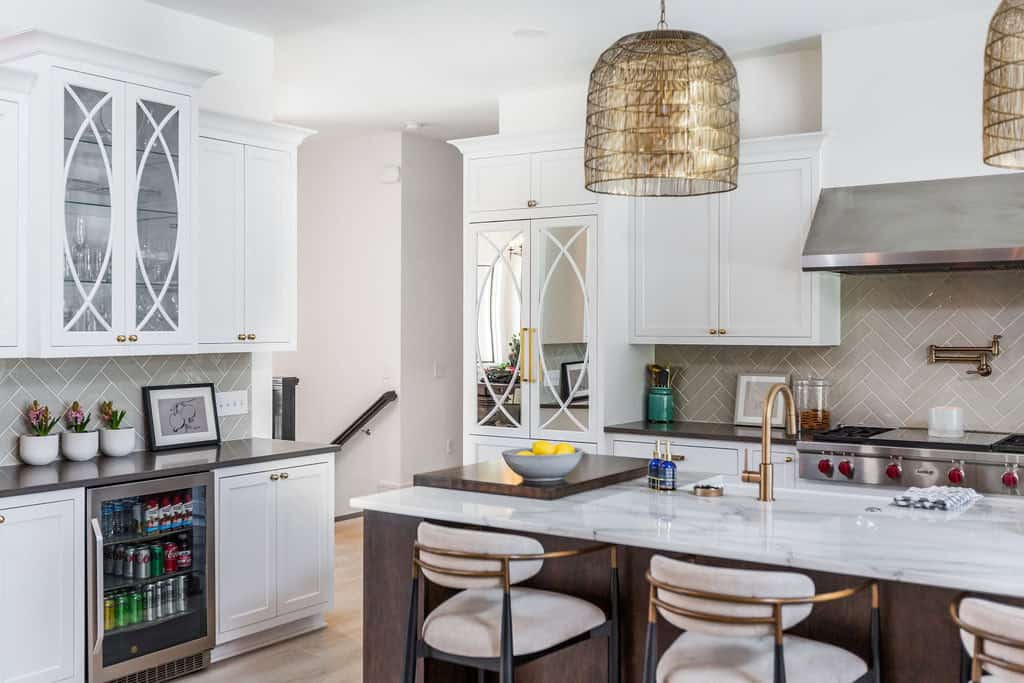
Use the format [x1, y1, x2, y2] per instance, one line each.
[604, 420, 798, 445]
[0, 438, 340, 499]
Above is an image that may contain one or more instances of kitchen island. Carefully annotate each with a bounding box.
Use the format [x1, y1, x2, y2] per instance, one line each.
[352, 470, 1024, 683]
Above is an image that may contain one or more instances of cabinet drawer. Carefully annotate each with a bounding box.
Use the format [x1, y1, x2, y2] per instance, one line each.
[612, 439, 739, 475]
[467, 154, 531, 212]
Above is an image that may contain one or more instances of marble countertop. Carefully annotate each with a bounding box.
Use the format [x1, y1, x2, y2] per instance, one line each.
[604, 420, 798, 445]
[0, 439, 339, 499]
[352, 472, 1024, 597]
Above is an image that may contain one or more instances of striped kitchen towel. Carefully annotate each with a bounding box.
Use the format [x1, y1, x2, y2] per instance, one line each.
[892, 486, 982, 511]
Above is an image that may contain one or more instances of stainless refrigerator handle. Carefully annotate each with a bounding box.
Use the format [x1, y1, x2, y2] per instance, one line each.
[91, 518, 104, 656]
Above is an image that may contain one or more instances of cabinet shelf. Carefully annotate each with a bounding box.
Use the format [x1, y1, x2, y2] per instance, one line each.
[64, 135, 180, 160]
[65, 199, 178, 219]
[104, 566, 196, 593]
[103, 524, 195, 548]
[64, 279, 178, 288]
[104, 597, 202, 637]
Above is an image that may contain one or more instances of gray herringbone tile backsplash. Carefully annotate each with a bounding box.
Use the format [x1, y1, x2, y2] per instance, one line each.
[656, 272, 1024, 433]
[0, 354, 251, 465]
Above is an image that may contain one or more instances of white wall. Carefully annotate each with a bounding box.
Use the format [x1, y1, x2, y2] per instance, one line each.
[822, 10, 1010, 188]
[399, 134, 463, 481]
[273, 130, 404, 514]
[0, 0, 275, 119]
[498, 47, 822, 140]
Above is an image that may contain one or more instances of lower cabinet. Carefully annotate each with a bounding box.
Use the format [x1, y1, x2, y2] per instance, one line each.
[610, 437, 797, 488]
[0, 489, 84, 683]
[215, 456, 334, 644]
[466, 434, 597, 464]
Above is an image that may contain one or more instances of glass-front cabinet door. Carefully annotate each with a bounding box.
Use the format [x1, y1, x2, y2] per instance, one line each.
[469, 221, 531, 439]
[126, 85, 190, 344]
[530, 216, 597, 442]
[55, 70, 125, 347]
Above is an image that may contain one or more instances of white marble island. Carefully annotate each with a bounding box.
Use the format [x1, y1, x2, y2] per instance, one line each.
[355, 471, 1024, 683]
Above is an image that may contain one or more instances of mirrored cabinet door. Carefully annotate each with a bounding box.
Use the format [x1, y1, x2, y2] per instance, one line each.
[530, 216, 597, 442]
[55, 70, 125, 346]
[126, 85, 190, 344]
[470, 221, 530, 438]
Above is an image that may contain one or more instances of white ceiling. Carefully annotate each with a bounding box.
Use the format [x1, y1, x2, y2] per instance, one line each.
[149, 0, 997, 139]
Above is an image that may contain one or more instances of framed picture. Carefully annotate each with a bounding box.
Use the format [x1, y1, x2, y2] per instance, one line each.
[559, 360, 589, 403]
[142, 383, 221, 452]
[734, 373, 789, 427]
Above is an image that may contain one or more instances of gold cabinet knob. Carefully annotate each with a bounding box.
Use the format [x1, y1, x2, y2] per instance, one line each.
[709, 329, 717, 335]
[718, 329, 727, 335]
[785, 456, 794, 463]
[0, 515, 5, 524]
[270, 474, 280, 481]
[237, 333, 246, 341]
[527, 199, 538, 208]
[116, 335, 126, 343]
[247, 333, 256, 341]
[280, 472, 289, 480]
[128, 335, 138, 342]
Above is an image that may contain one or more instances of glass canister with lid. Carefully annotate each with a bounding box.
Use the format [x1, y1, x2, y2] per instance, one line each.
[794, 378, 832, 433]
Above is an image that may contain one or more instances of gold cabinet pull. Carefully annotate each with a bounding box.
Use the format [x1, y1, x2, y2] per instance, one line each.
[527, 199, 538, 208]
[247, 333, 256, 341]
[270, 473, 280, 481]
[280, 472, 289, 480]
[0, 515, 5, 524]
[709, 329, 717, 335]
[116, 335, 126, 343]
[529, 328, 538, 383]
[785, 456, 794, 463]
[718, 329, 727, 335]
[237, 333, 246, 341]
[128, 335, 138, 342]
[519, 327, 530, 382]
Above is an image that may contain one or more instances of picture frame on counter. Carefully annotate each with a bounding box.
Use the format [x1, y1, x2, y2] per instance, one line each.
[560, 360, 589, 402]
[142, 383, 221, 451]
[734, 373, 789, 427]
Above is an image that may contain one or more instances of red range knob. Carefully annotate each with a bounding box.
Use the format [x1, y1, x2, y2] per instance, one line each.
[948, 467, 965, 485]
[885, 462, 902, 480]
[1002, 471, 1020, 489]
[817, 459, 834, 476]
[838, 460, 855, 479]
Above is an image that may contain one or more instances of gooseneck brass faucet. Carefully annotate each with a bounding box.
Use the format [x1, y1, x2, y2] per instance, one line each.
[741, 383, 798, 502]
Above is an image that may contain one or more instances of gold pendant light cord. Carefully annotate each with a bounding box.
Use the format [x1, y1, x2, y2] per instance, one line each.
[657, 0, 668, 29]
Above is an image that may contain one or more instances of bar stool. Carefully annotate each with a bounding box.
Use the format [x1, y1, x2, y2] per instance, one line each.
[641, 555, 881, 683]
[951, 594, 1024, 682]
[402, 521, 620, 683]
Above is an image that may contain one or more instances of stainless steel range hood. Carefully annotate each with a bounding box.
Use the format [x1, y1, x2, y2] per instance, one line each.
[802, 174, 1024, 273]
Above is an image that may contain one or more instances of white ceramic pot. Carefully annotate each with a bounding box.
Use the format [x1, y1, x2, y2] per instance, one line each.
[61, 430, 99, 461]
[100, 427, 136, 457]
[19, 434, 60, 466]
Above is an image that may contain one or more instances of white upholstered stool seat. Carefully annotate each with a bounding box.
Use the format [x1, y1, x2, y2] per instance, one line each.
[422, 586, 606, 658]
[656, 632, 868, 683]
[955, 596, 1024, 683]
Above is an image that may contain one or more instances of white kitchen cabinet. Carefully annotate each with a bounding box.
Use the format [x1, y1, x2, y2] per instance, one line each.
[467, 153, 532, 212]
[215, 456, 334, 644]
[531, 148, 594, 209]
[0, 84, 24, 355]
[611, 437, 797, 487]
[631, 132, 840, 346]
[196, 112, 312, 351]
[0, 488, 85, 683]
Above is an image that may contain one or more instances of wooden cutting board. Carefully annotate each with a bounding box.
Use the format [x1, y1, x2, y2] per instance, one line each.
[412, 454, 648, 500]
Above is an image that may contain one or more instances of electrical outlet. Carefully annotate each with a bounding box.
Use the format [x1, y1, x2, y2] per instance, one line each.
[445, 438, 454, 455]
[216, 390, 249, 416]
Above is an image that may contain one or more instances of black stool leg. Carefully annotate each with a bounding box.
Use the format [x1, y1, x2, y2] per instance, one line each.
[608, 565, 620, 683]
[961, 644, 972, 683]
[478, 670, 486, 683]
[870, 605, 881, 683]
[402, 577, 420, 683]
[641, 620, 657, 683]
[500, 588, 514, 683]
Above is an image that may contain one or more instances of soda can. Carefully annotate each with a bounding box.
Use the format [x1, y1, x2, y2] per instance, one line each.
[103, 598, 115, 631]
[132, 501, 143, 535]
[128, 591, 142, 625]
[161, 579, 175, 614]
[163, 542, 177, 573]
[173, 575, 187, 612]
[135, 546, 151, 579]
[114, 593, 128, 629]
[150, 544, 164, 578]
[124, 546, 136, 579]
[113, 544, 126, 576]
[143, 585, 156, 622]
[152, 582, 164, 620]
[103, 545, 114, 575]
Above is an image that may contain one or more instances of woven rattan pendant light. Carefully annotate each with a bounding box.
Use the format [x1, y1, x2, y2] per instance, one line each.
[585, 0, 740, 196]
[984, 0, 1024, 168]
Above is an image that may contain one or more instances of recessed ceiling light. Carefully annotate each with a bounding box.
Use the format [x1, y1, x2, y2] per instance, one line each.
[512, 27, 547, 39]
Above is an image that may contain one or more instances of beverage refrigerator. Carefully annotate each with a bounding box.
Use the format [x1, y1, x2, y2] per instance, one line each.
[86, 472, 215, 683]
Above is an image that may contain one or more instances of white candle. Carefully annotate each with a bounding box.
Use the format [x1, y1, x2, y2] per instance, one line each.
[929, 406, 965, 438]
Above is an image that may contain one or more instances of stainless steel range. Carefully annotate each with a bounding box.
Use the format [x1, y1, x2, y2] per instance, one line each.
[796, 425, 1024, 495]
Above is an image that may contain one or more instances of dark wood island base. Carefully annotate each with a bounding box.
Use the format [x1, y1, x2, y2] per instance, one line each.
[363, 510, 1013, 683]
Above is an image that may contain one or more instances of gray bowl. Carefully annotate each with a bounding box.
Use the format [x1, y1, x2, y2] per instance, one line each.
[501, 448, 584, 482]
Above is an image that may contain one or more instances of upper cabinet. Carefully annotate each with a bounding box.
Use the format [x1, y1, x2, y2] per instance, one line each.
[631, 133, 840, 346]
[455, 133, 597, 215]
[0, 68, 31, 358]
[196, 112, 313, 350]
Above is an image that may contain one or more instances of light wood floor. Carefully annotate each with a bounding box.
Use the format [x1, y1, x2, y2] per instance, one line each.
[191, 517, 364, 682]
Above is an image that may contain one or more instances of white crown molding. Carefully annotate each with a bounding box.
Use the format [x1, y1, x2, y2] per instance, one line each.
[448, 129, 584, 157]
[740, 131, 826, 161]
[0, 65, 35, 94]
[0, 30, 219, 90]
[199, 109, 317, 149]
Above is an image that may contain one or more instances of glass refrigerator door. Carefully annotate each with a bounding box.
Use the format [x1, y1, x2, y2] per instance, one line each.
[88, 473, 214, 681]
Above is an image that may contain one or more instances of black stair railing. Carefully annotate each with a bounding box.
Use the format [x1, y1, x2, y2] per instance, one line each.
[332, 390, 398, 447]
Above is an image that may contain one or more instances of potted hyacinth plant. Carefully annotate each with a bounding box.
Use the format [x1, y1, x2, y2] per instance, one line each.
[61, 401, 98, 462]
[20, 401, 60, 465]
[98, 401, 135, 457]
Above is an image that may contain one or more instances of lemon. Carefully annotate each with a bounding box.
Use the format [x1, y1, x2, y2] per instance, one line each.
[515, 450, 534, 456]
[531, 440, 556, 455]
[553, 443, 575, 455]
